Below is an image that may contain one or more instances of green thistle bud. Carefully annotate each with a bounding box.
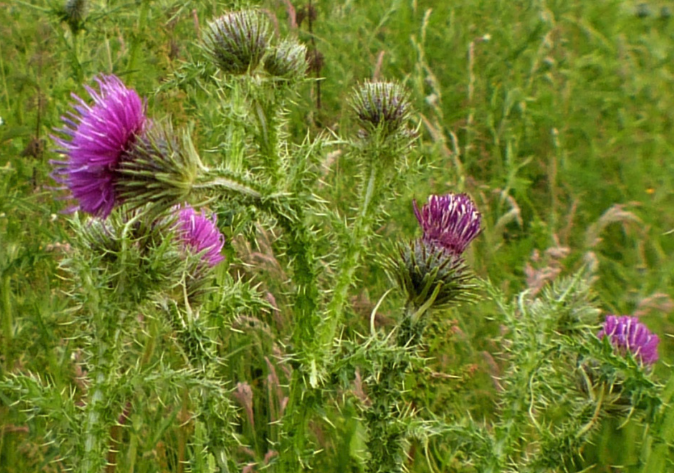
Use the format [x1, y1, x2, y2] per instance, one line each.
[351, 81, 412, 139]
[64, 0, 87, 33]
[116, 123, 203, 214]
[264, 39, 308, 80]
[387, 239, 475, 316]
[204, 10, 271, 75]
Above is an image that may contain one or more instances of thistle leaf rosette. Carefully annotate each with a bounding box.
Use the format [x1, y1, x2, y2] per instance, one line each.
[204, 10, 271, 75]
[51, 74, 147, 218]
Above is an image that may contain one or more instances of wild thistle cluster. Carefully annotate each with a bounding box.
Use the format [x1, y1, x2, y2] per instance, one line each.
[2, 6, 670, 473]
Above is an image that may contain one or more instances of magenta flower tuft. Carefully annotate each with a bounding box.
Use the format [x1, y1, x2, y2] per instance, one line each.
[51, 74, 146, 218]
[413, 193, 481, 255]
[598, 315, 660, 365]
[175, 205, 225, 267]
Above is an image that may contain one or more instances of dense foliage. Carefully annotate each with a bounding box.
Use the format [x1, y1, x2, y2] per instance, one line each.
[0, 0, 673, 472]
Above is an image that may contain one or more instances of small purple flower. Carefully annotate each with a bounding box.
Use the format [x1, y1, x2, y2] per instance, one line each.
[175, 205, 225, 267]
[51, 75, 146, 218]
[413, 193, 481, 255]
[598, 315, 660, 365]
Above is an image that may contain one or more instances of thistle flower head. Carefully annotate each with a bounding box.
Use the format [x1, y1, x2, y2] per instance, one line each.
[51, 75, 146, 218]
[264, 39, 308, 80]
[598, 315, 660, 365]
[413, 193, 481, 255]
[351, 81, 411, 137]
[116, 123, 202, 213]
[204, 10, 271, 75]
[175, 205, 225, 267]
[388, 239, 475, 313]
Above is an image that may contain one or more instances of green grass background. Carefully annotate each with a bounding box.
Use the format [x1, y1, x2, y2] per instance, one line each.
[0, 0, 673, 471]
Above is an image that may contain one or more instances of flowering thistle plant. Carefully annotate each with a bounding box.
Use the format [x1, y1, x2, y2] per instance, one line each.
[2, 6, 671, 473]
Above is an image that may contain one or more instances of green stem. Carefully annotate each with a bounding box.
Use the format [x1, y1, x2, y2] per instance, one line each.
[319, 164, 379, 354]
[126, 0, 150, 77]
[1, 274, 12, 372]
[640, 375, 674, 472]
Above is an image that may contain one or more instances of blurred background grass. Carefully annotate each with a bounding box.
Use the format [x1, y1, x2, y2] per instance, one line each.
[0, 0, 672, 471]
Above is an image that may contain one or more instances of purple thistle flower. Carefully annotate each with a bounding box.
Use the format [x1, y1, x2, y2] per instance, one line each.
[413, 193, 481, 255]
[598, 315, 660, 365]
[51, 75, 147, 218]
[175, 205, 225, 267]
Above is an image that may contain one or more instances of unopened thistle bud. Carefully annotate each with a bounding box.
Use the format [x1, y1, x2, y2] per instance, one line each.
[388, 239, 475, 315]
[264, 39, 308, 80]
[116, 124, 203, 214]
[204, 10, 271, 75]
[64, 0, 87, 33]
[351, 81, 411, 138]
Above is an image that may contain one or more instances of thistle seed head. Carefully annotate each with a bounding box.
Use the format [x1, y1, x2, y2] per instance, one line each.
[204, 10, 271, 75]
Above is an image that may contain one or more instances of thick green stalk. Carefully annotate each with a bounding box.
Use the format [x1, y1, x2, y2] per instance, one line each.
[319, 164, 379, 355]
[365, 307, 425, 473]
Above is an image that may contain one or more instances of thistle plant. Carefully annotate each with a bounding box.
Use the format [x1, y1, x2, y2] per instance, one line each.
[2, 6, 672, 473]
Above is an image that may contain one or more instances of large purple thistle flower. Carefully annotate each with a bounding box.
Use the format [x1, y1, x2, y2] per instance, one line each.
[413, 193, 481, 255]
[51, 75, 146, 218]
[175, 205, 225, 267]
[598, 315, 660, 366]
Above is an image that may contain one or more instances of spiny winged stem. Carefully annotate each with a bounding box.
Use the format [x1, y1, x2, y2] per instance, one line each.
[639, 375, 674, 473]
[79, 282, 126, 472]
[252, 87, 285, 185]
[365, 304, 428, 473]
[79, 214, 140, 473]
[275, 156, 383, 472]
[319, 162, 380, 357]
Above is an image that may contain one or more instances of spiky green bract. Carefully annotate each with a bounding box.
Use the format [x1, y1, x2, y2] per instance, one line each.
[73, 209, 185, 304]
[204, 10, 271, 75]
[264, 39, 308, 80]
[62, 0, 87, 34]
[116, 124, 203, 215]
[351, 81, 413, 142]
[387, 239, 475, 316]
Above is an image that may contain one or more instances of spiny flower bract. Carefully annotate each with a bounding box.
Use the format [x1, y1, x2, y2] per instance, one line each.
[413, 193, 481, 256]
[351, 81, 411, 137]
[204, 10, 271, 75]
[264, 39, 308, 80]
[598, 315, 660, 366]
[51, 74, 146, 218]
[175, 205, 225, 267]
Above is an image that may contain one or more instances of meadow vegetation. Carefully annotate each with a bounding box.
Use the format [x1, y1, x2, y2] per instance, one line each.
[0, 0, 673, 471]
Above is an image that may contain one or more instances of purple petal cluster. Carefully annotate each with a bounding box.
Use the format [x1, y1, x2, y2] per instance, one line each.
[598, 315, 659, 365]
[413, 193, 481, 255]
[51, 75, 146, 217]
[175, 205, 225, 267]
